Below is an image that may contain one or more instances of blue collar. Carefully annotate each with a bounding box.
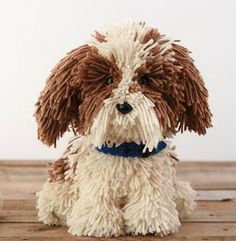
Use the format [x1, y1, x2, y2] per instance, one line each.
[96, 141, 167, 158]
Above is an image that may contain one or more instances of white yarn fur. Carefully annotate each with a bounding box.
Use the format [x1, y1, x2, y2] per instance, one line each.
[175, 181, 197, 219]
[87, 92, 163, 152]
[37, 139, 196, 237]
[37, 22, 196, 237]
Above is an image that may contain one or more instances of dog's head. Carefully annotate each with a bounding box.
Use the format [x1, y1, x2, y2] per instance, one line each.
[35, 22, 212, 150]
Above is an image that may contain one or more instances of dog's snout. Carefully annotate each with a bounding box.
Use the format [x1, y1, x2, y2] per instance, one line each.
[116, 102, 133, 114]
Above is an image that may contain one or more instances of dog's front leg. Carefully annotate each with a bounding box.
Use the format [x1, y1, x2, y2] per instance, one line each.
[123, 157, 180, 236]
[37, 158, 79, 226]
[67, 153, 124, 237]
[175, 180, 196, 219]
[37, 137, 82, 226]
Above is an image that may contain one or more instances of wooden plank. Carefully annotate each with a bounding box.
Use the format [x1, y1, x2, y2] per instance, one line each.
[0, 166, 47, 183]
[1, 161, 236, 191]
[197, 200, 236, 210]
[2, 190, 236, 211]
[197, 190, 236, 201]
[2, 189, 236, 204]
[1, 160, 235, 168]
[2, 193, 36, 210]
[176, 162, 236, 190]
[0, 166, 47, 181]
[0, 160, 51, 167]
[1, 161, 236, 240]
[0, 223, 236, 240]
[177, 162, 236, 168]
[0, 210, 38, 223]
[0, 238, 233, 241]
[185, 200, 236, 222]
[1, 201, 236, 223]
[5, 198, 234, 211]
[1, 238, 235, 241]
[0, 161, 235, 238]
[0, 182, 43, 194]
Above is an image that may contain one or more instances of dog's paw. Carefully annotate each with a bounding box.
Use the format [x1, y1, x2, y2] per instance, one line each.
[37, 195, 64, 226]
[67, 201, 124, 237]
[37, 181, 78, 226]
[124, 201, 180, 236]
[36, 183, 63, 226]
[125, 215, 180, 236]
[175, 181, 197, 219]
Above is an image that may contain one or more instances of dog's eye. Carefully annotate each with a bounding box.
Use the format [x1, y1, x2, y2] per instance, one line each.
[140, 75, 150, 85]
[106, 76, 113, 85]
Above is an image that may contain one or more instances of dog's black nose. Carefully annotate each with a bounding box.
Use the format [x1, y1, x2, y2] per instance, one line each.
[116, 102, 133, 114]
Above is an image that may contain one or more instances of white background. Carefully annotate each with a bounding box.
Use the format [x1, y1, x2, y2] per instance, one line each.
[0, 0, 235, 161]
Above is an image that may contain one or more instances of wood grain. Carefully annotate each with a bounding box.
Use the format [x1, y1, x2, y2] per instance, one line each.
[1, 161, 236, 191]
[1, 223, 236, 240]
[1, 201, 236, 223]
[0, 160, 236, 240]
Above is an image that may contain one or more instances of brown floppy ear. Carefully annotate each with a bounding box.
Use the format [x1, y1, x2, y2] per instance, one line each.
[35, 45, 92, 146]
[172, 43, 212, 134]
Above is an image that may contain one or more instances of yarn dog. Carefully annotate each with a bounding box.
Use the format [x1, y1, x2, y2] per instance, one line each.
[35, 22, 212, 237]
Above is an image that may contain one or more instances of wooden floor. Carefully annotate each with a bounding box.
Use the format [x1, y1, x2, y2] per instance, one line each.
[0, 161, 236, 241]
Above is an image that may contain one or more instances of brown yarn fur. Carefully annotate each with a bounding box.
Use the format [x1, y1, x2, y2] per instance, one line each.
[92, 31, 107, 43]
[48, 158, 68, 182]
[35, 45, 92, 146]
[48, 138, 81, 182]
[137, 28, 212, 135]
[35, 27, 212, 147]
[71, 50, 121, 134]
[35, 44, 120, 146]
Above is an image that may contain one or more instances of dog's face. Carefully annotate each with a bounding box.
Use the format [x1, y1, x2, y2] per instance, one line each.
[35, 22, 212, 150]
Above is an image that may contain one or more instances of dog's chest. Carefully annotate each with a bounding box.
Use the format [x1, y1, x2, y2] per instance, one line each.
[74, 147, 174, 201]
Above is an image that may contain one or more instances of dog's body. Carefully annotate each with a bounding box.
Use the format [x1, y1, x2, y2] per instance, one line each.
[38, 135, 195, 236]
[35, 22, 212, 237]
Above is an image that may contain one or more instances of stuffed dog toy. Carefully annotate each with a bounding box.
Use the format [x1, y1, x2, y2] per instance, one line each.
[35, 22, 212, 237]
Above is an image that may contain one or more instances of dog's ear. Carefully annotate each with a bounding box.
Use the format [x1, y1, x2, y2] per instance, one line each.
[172, 43, 212, 134]
[35, 45, 92, 146]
